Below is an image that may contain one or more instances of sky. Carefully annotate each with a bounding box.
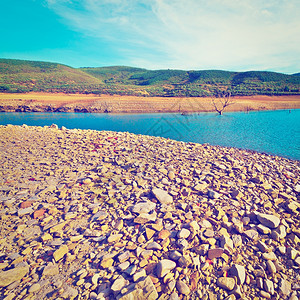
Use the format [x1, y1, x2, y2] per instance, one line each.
[1, 0, 300, 73]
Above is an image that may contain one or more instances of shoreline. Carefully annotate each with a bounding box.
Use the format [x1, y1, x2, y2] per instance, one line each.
[0, 93, 300, 113]
[0, 125, 299, 300]
[1, 124, 299, 162]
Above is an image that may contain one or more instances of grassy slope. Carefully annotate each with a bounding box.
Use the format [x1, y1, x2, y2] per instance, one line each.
[0, 58, 300, 96]
[0, 59, 102, 93]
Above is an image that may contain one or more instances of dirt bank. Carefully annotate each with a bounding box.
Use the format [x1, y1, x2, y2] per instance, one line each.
[0, 93, 299, 113]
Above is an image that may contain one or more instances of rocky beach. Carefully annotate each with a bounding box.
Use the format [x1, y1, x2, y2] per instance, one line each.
[0, 125, 299, 300]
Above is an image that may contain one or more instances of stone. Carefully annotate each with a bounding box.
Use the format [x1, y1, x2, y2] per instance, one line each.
[289, 292, 299, 300]
[146, 228, 156, 240]
[42, 263, 59, 276]
[244, 229, 259, 241]
[194, 182, 208, 191]
[28, 283, 41, 293]
[92, 210, 108, 221]
[111, 275, 128, 292]
[0, 266, 29, 287]
[294, 257, 300, 266]
[118, 251, 131, 263]
[169, 292, 180, 300]
[152, 188, 173, 204]
[231, 189, 243, 200]
[133, 200, 156, 214]
[199, 219, 213, 228]
[278, 279, 291, 296]
[140, 250, 153, 259]
[271, 225, 286, 240]
[168, 171, 175, 180]
[188, 220, 200, 235]
[178, 256, 191, 268]
[33, 208, 46, 219]
[177, 228, 190, 239]
[229, 264, 246, 285]
[158, 229, 171, 239]
[53, 245, 68, 261]
[92, 274, 100, 285]
[262, 252, 277, 261]
[50, 123, 58, 129]
[257, 240, 270, 253]
[157, 259, 176, 278]
[146, 242, 162, 250]
[119, 276, 158, 300]
[107, 233, 123, 243]
[203, 229, 214, 238]
[3, 293, 16, 300]
[177, 238, 189, 250]
[264, 279, 274, 295]
[61, 285, 78, 299]
[20, 201, 32, 208]
[257, 224, 271, 234]
[207, 248, 224, 260]
[100, 258, 114, 268]
[169, 250, 182, 261]
[118, 261, 130, 271]
[216, 277, 235, 291]
[18, 207, 34, 216]
[266, 260, 276, 274]
[208, 190, 221, 199]
[134, 212, 157, 224]
[257, 213, 280, 229]
[232, 234, 242, 248]
[220, 236, 234, 251]
[133, 269, 146, 282]
[176, 280, 190, 295]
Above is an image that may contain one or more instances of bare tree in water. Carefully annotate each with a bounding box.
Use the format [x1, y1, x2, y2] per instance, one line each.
[211, 90, 234, 115]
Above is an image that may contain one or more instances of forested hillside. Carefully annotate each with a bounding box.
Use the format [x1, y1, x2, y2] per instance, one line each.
[1, 58, 299, 96]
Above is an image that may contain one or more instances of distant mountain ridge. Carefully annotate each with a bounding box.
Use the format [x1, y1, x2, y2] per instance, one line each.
[1, 58, 299, 96]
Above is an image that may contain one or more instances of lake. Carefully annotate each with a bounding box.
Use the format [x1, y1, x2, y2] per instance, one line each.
[0, 110, 299, 160]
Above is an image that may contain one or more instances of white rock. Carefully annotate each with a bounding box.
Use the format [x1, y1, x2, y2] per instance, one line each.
[157, 259, 176, 277]
[152, 188, 173, 204]
[229, 264, 246, 285]
[177, 228, 190, 239]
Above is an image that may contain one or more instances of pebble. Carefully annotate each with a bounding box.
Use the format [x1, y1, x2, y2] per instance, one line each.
[217, 277, 236, 291]
[176, 280, 190, 295]
[157, 259, 176, 277]
[257, 213, 280, 229]
[0, 266, 29, 287]
[53, 245, 68, 262]
[177, 228, 190, 239]
[28, 283, 41, 293]
[207, 248, 224, 259]
[229, 264, 246, 285]
[111, 275, 128, 292]
[152, 188, 173, 204]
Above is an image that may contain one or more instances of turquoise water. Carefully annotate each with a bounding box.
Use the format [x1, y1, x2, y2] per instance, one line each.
[0, 110, 299, 160]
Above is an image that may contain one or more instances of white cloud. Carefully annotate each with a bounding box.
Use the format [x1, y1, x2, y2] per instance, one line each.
[46, 0, 300, 72]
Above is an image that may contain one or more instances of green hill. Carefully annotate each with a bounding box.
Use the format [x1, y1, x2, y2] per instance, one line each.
[0, 58, 299, 96]
[0, 58, 102, 93]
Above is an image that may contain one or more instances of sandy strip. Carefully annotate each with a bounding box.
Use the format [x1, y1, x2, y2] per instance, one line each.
[0, 93, 299, 113]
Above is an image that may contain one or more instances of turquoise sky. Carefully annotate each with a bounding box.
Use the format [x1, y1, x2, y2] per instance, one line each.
[1, 0, 300, 73]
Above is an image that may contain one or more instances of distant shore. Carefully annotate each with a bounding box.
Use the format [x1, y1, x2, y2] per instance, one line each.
[0, 92, 300, 113]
